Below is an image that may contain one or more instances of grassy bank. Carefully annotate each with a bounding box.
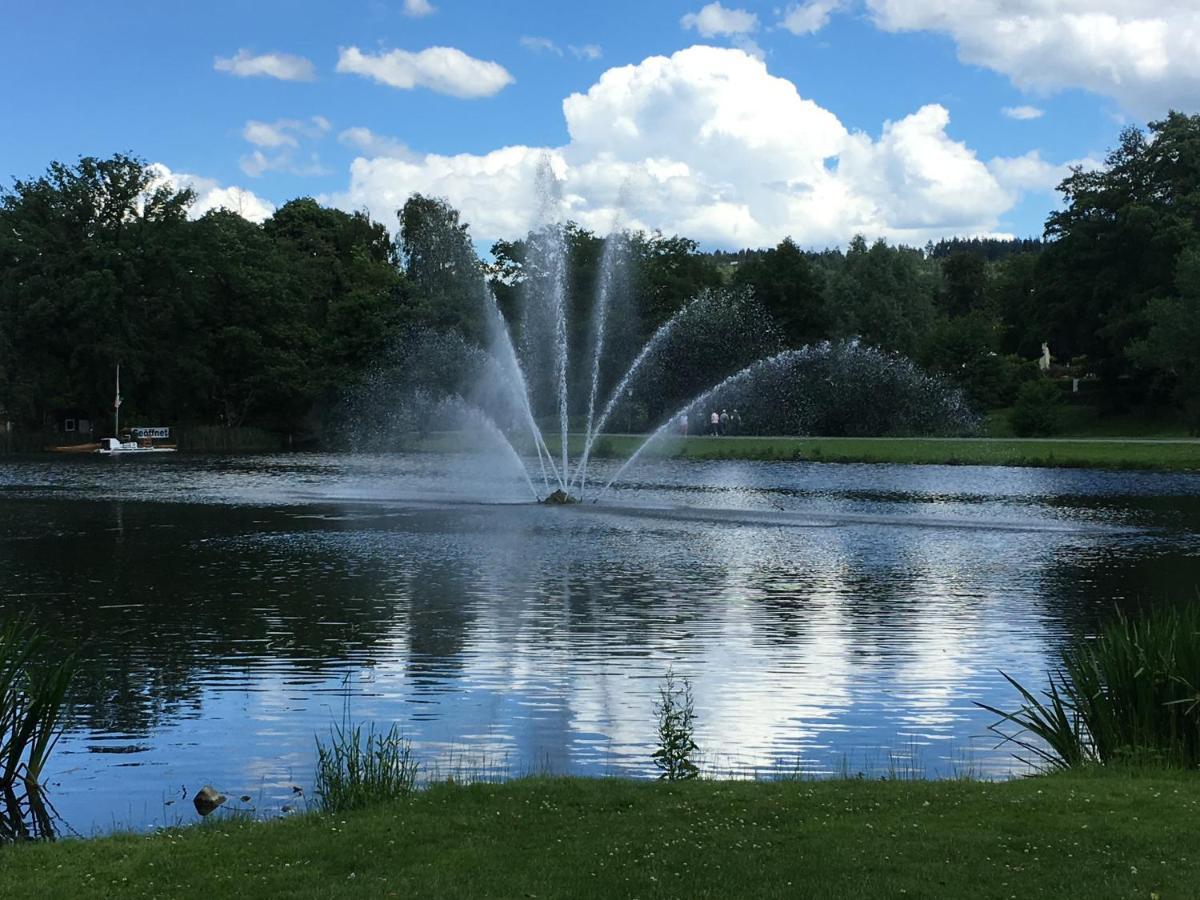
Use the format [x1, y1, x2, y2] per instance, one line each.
[519, 434, 1200, 471]
[4, 772, 1198, 898]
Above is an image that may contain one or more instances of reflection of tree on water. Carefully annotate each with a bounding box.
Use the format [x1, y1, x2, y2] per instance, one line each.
[0, 782, 64, 843]
[1, 500, 426, 736]
[403, 560, 476, 686]
[5, 483, 1197, 783]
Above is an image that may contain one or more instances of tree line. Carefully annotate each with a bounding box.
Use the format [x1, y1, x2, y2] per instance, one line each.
[2, 111, 1199, 440]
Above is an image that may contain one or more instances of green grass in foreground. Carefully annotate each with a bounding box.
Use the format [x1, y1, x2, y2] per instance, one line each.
[5, 773, 1199, 898]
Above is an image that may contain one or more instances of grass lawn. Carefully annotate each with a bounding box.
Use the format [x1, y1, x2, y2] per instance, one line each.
[568, 434, 1200, 471]
[3, 773, 1197, 898]
[408, 429, 1200, 471]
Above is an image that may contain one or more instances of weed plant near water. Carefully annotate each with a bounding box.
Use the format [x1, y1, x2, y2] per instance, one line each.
[652, 668, 699, 781]
[314, 722, 419, 814]
[980, 605, 1200, 769]
[0, 618, 73, 789]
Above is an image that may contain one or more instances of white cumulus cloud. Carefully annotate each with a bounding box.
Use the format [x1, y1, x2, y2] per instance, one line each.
[239, 118, 331, 177]
[329, 46, 1065, 247]
[988, 150, 1103, 194]
[520, 36, 563, 56]
[864, 0, 1200, 115]
[336, 46, 514, 99]
[213, 49, 315, 82]
[570, 44, 603, 61]
[780, 1, 845, 35]
[681, 3, 759, 36]
[403, 0, 435, 16]
[338, 127, 413, 159]
[1002, 105, 1045, 121]
[242, 116, 330, 148]
[148, 163, 275, 223]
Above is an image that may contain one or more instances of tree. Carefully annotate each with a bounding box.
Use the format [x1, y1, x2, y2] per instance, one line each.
[1035, 114, 1200, 398]
[1010, 378, 1064, 436]
[629, 231, 723, 333]
[0, 154, 194, 427]
[939, 252, 987, 317]
[827, 237, 937, 358]
[732, 237, 829, 346]
[398, 194, 486, 342]
[1130, 246, 1200, 428]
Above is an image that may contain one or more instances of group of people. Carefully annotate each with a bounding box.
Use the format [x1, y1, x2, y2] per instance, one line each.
[673, 409, 743, 436]
[708, 409, 741, 436]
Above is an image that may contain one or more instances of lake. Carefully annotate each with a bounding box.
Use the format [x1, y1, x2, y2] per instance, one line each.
[2, 451, 1199, 835]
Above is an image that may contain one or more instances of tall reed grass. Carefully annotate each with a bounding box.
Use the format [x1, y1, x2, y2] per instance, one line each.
[980, 605, 1200, 770]
[0, 617, 73, 789]
[314, 722, 419, 814]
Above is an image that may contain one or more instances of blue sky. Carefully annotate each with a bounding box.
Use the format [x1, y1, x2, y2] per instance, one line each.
[4, 1, 1195, 249]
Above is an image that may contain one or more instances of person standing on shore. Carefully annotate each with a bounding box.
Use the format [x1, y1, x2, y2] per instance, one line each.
[709, 410, 720, 435]
[720, 409, 729, 435]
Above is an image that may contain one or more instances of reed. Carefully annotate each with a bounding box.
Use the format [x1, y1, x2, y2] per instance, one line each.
[980, 605, 1200, 770]
[0, 618, 73, 789]
[314, 722, 419, 814]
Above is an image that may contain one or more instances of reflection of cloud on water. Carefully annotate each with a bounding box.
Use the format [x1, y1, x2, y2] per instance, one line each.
[18, 452, 1197, 834]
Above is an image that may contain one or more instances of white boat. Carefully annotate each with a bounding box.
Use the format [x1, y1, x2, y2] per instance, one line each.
[98, 436, 176, 456]
[96, 365, 177, 455]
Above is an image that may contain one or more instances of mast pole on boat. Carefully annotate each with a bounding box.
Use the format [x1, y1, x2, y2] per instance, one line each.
[114, 364, 121, 436]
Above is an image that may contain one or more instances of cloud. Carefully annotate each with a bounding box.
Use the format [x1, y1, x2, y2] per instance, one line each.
[239, 150, 329, 178]
[863, 0, 1200, 115]
[148, 163, 275, 223]
[1002, 105, 1045, 121]
[242, 117, 330, 148]
[239, 117, 331, 176]
[403, 0, 435, 16]
[336, 46, 514, 98]
[213, 49, 315, 82]
[338, 127, 413, 159]
[988, 150, 1103, 194]
[243, 121, 296, 148]
[329, 46, 1066, 247]
[570, 44, 603, 61]
[681, 3, 759, 37]
[780, 1, 845, 35]
[520, 36, 563, 56]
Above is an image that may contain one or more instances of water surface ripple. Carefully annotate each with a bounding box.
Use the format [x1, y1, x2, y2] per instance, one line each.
[2, 452, 1199, 834]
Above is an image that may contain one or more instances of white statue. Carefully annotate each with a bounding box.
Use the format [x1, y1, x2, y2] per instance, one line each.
[1039, 342, 1051, 371]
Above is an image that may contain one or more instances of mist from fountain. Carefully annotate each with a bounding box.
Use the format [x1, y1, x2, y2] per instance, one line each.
[361, 182, 976, 502]
[394, 230, 979, 503]
[598, 348, 816, 496]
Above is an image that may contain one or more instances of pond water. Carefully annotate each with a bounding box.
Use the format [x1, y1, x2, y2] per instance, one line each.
[2, 451, 1200, 836]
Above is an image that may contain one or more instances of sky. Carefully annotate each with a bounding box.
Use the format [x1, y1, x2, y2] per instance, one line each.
[4, 1, 1198, 250]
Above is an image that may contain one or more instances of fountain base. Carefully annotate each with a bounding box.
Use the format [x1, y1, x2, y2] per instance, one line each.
[541, 489, 579, 505]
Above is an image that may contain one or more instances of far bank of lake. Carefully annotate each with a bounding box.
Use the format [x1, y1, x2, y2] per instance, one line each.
[474, 432, 1200, 472]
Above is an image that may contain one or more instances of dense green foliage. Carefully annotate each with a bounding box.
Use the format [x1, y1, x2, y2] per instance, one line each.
[0, 156, 410, 435]
[3, 774, 1198, 898]
[4, 111, 1200, 440]
[1010, 378, 1065, 436]
[981, 605, 1200, 771]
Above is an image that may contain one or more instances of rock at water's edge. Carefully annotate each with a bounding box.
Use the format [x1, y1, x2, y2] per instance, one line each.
[193, 785, 227, 816]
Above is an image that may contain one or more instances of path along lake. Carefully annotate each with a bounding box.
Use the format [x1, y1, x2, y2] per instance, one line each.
[3, 451, 1200, 835]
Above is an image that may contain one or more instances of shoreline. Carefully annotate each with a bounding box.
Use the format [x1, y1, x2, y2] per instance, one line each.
[492, 433, 1200, 472]
[7, 433, 1200, 472]
[4, 772, 1196, 898]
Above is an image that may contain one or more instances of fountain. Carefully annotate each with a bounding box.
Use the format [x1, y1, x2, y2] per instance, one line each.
[349, 198, 976, 502]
